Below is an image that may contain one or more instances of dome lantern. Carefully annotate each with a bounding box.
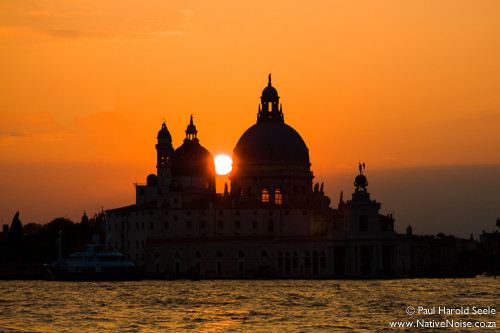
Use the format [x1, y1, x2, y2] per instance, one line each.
[257, 74, 284, 123]
[184, 115, 199, 143]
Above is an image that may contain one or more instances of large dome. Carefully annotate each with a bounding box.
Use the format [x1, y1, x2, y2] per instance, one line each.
[233, 121, 309, 165]
[172, 142, 215, 177]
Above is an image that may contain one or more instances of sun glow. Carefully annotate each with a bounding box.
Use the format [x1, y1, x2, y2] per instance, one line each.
[214, 154, 233, 175]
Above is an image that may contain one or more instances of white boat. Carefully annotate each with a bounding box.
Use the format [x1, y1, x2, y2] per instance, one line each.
[44, 236, 139, 281]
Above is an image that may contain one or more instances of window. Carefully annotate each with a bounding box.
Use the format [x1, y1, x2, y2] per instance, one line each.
[274, 188, 283, 205]
[236, 211, 240, 216]
[205, 180, 210, 189]
[235, 220, 240, 230]
[149, 222, 154, 230]
[186, 221, 192, 230]
[252, 221, 258, 229]
[200, 221, 206, 229]
[268, 220, 274, 233]
[360, 216, 368, 231]
[261, 187, 270, 203]
[218, 221, 223, 230]
[164, 221, 169, 229]
[174, 215, 178, 221]
[305, 252, 311, 268]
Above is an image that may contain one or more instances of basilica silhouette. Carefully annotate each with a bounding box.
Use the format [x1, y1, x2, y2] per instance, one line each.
[106, 76, 397, 278]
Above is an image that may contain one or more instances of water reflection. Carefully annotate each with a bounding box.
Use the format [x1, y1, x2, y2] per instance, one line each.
[0, 279, 498, 332]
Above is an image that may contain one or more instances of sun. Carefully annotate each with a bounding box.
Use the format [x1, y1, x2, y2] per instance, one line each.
[214, 154, 233, 175]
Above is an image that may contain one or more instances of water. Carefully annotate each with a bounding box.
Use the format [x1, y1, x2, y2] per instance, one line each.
[0, 279, 498, 332]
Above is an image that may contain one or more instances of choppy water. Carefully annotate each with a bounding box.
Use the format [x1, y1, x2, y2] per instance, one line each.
[0, 278, 498, 332]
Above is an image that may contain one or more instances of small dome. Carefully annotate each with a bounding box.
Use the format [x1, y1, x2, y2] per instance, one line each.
[262, 85, 278, 99]
[157, 123, 172, 143]
[261, 73, 279, 99]
[354, 174, 368, 188]
[172, 143, 215, 177]
[147, 174, 158, 186]
[186, 122, 197, 134]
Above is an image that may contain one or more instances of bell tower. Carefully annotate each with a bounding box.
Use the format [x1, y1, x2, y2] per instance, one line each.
[156, 121, 174, 185]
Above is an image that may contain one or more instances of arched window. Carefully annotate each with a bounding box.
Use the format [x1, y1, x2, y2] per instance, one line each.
[274, 188, 283, 205]
[261, 187, 270, 203]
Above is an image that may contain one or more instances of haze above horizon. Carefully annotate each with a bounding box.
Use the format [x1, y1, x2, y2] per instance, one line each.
[1, 1, 499, 237]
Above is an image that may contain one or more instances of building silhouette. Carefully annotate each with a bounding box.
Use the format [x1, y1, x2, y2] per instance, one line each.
[106, 76, 397, 278]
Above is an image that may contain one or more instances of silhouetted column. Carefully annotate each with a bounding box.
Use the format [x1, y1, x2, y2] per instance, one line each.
[377, 246, 383, 274]
[356, 245, 361, 275]
[350, 246, 356, 275]
[329, 246, 335, 276]
[371, 246, 377, 275]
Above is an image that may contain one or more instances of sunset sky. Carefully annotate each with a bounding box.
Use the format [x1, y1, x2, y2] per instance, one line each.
[1, 1, 499, 236]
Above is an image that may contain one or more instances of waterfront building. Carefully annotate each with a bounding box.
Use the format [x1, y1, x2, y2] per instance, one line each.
[106, 76, 398, 278]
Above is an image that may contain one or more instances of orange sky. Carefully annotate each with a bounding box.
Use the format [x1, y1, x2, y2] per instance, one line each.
[1, 1, 500, 230]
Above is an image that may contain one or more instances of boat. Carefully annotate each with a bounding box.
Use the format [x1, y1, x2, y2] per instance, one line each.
[44, 235, 139, 281]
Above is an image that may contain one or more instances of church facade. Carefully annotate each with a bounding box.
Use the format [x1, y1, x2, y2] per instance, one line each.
[106, 76, 397, 278]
